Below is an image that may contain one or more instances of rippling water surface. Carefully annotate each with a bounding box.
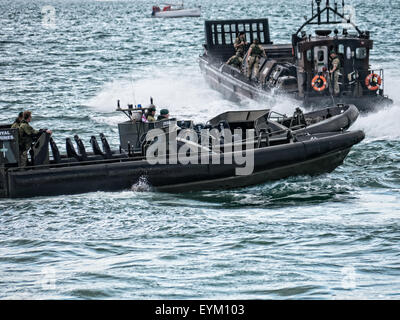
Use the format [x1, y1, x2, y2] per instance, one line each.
[0, 0, 399, 299]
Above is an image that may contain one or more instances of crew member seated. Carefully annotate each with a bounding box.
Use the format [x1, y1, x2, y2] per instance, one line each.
[18, 110, 52, 167]
[291, 107, 306, 127]
[226, 54, 242, 69]
[326, 108, 332, 119]
[157, 109, 169, 121]
[152, 6, 160, 16]
[145, 105, 156, 122]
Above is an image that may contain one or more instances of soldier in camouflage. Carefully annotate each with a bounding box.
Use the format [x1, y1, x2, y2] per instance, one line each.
[226, 54, 242, 69]
[329, 51, 341, 96]
[18, 110, 52, 167]
[247, 38, 266, 80]
[11, 112, 23, 129]
[233, 32, 247, 57]
[226, 32, 247, 69]
[146, 105, 156, 122]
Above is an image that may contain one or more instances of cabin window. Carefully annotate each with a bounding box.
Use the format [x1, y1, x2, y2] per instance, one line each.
[338, 44, 344, 54]
[231, 24, 236, 32]
[356, 47, 367, 59]
[259, 33, 265, 43]
[217, 24, 222, 33]
[346, 47, 352, 59]
[225, 33, 231, 44]
[217, 33, 222, 45]
[306, 50, 312, 62]
[259, 23, 263, 31]
[297, 51, 302, 60]
[317, 50, 324, 62]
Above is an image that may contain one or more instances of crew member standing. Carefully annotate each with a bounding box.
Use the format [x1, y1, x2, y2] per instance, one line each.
[157, 109, 169, 121]
[329, 51, 341, 96]
[11, 112, 24, 129]
[234, 32, 247, 57]
[247, 38, 266, 80]
[18, 110, 52, 167]
[146, 106, 156, 122]
[226, 32, 247, 69]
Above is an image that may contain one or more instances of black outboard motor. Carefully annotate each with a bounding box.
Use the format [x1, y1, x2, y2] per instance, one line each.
[74, 135, 88, 161]
[66, 138, 82, 161]
[49, 137, 61, 163]
[90, 136, 105, 157]
[100, 133, 112, 159]
[31, 132, 51, 166]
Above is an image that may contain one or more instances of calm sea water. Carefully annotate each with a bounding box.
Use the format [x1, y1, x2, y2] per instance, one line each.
[0, 0, 399, 299]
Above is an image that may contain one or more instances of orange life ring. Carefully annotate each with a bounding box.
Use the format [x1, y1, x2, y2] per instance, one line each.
[311, 75, 327, 92]
[365, 73, 382, 91]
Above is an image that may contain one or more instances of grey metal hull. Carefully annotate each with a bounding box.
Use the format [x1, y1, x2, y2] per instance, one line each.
[199, 56, 393, 113]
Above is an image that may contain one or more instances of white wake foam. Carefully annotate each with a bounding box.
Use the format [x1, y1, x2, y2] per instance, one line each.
[353, 73, 400, 140]
[86, 66, 400, 140]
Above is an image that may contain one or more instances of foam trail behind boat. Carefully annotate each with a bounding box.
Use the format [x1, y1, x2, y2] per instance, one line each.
[352, 73, 400, 140]
[85, 66, 239, 123]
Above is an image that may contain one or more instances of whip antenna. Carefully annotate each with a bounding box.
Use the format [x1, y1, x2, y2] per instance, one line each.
[131, 76, 137, 107]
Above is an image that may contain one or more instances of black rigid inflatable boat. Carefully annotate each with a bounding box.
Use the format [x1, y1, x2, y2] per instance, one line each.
[0, 104, 364, 198]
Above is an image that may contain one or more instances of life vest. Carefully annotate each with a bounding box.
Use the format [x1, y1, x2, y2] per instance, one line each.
[365, 73, 382, 91]
[311, 75, 327, 92]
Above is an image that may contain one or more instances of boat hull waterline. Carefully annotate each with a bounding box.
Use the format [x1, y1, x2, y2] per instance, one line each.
[199, 56, 392, 112]
[152, 8, 201, 18]
[4, 130, 365, 198]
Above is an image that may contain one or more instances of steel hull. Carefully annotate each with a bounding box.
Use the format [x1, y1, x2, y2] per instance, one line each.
[199, 56, 393, 113]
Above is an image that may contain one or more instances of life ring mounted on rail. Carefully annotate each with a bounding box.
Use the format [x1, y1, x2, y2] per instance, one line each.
[311, 75, 327, 92]
[365, 73, 382, 91]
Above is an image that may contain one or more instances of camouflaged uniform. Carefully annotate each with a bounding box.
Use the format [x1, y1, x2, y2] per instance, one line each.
[226, 35, 246, 69]
[247, 43, 266, 79]
[226, 54, 242, 69]
[234, 36, 246, 57]
[331, 56, 341, 95]
[147, 114, 156, 122]
[11, 119, 21, 129]
[18, 119, 39, 167]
